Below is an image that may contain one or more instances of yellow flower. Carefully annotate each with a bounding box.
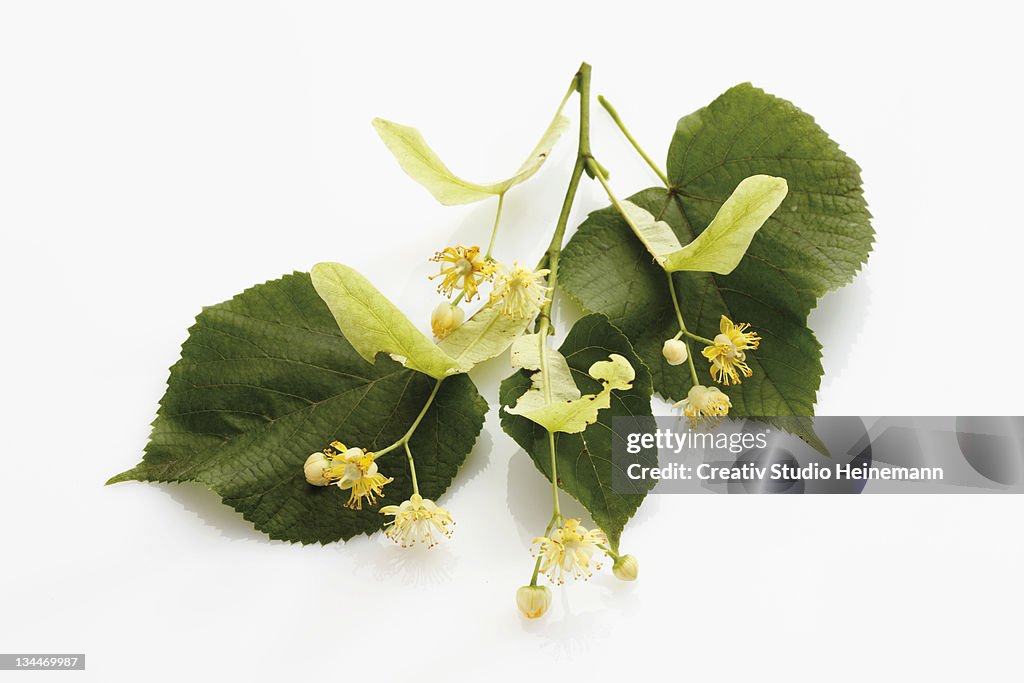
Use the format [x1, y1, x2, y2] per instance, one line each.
[701, 315, 761, 385]
[673, 384, 732, 424]
[532, 519, 608, 584]
[489, 263, 550, 319]
[321, 441, 393, 510]
[430, 301, 465, 339]
[379, 493, 454, 548]
[429, 245, 494, 302]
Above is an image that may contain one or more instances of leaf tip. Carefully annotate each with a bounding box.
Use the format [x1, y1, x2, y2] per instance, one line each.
[105, 468, 139, 486]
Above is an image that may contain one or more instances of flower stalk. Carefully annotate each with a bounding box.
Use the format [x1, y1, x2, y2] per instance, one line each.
[525, 62, 593, 586]
[374, 377, 444, 497]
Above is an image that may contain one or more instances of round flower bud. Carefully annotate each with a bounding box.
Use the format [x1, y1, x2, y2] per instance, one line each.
[304, 452, 332, 486]
[612, 554, 639, 581]
[515, 585, 552, 619]
[662, 339, 688, 366]
[431, 302, 466, 339]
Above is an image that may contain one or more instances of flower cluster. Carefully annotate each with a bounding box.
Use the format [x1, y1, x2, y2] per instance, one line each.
[517, 518, 638, 618]
[662, 315, 762, 423]
[428, 244, 550, 338]
[304, 441, 455, 547]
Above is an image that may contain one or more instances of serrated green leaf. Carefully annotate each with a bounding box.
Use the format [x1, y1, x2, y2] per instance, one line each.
[436, 304, 532, 369]
[108, 272, 487, 544]
[667, 83, 873, 299]
[563, 190, 824, 421]
[311, 262, 465, 379]
[499, 314, 656, 548]
[561, 84, 873, 454]
[372, 112, 569, 205]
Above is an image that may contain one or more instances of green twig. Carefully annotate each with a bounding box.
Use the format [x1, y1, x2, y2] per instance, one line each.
[526, 64, 594, 587]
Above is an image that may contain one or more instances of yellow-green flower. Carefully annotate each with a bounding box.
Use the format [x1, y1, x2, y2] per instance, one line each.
[380, 493, 454, 548]
[662, 338, 688, 366]
[673, 384, 731, 424]
[489, 263, 550, 319]
[612, 554, 639, 581]
[429, 245, 494, 302]
[532, 519, 607, 584]
[701, 315, 761, 385]
[430, 301, 465, 339]
[516, 585, 552, 619]
[317, 441, 393, 510]
[303, 452, 333, 486]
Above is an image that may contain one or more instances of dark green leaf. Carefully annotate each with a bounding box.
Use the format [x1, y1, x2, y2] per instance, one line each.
[499, 314, 656, 548]
[109, 272, 487, 544]
[561, 84, 873, 454]
[667, 83, 873, 302]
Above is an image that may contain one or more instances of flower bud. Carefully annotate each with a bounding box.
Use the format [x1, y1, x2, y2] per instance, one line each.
[516, 585, 552, 619]
[303, 452, 332, 486]
[612, 554, 639, 581]
[662, 339, 688, 366]
[431, 302, 465, 339]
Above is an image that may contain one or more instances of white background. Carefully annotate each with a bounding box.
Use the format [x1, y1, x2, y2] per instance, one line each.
[2, 1, 1023, 681]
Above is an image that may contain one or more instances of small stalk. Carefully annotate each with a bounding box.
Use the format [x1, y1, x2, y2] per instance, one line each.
[404, 441, 420, 495]
[374, 378, 444, 458]
[589, 104, 708, 390]
[484, 192, 505, 260]
[597, 95, 669, 186]
[666, 274, 700, 387]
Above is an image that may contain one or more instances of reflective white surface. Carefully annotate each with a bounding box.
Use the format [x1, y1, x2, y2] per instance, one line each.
[2, 1, 1022, 680]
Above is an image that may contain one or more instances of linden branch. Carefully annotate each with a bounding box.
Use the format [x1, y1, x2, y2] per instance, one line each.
[527, 62, 594, 586]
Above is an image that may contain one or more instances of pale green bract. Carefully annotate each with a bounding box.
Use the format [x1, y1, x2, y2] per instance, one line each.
[619, 175, 788, 274]
[372, 114, 570, 205]
[506, 349, 636, 434]
[437, 305, 533, 368]
[617, 199, 685, 262]
[508, 333, 581, 408]
[588, 354, 636, 391]
[663, 175, 788, 273]
[311, 262, 467, 379]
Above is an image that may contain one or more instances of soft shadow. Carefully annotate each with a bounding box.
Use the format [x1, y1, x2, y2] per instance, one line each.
[807, 272, 873, 390]
[517, 579, 643, 654]
[468, 354, 517, 404]
[342, 535, 457, 586]
[157, 481, 270, 543]
[447, 429, 492, 497]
